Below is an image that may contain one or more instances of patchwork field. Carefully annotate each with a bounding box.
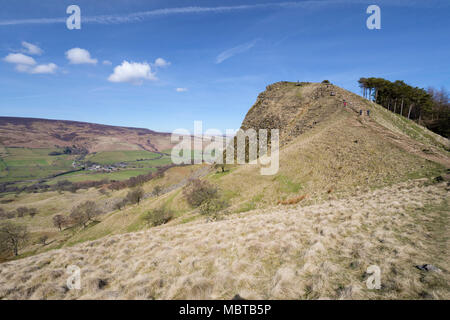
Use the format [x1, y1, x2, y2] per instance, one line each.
[85, 150, 162, 165]
[0, 147, 76, 183]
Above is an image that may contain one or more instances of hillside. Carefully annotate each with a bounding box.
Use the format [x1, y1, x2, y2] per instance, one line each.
[0, 82, 448, 300]
[0, 117, 173, 153]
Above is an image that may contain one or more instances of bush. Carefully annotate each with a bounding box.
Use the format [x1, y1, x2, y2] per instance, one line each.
[199, 198, 229, 215]
[16, 207, 28, 217]
[322, 80, 330, 84]
[143, 207, 174, 226]
[38, 235, 48, 246]
[183, 179, 218, 208]
[153, 185, 163, 196]
[114, 198, 128, 211]
[28, 208, 38, 218]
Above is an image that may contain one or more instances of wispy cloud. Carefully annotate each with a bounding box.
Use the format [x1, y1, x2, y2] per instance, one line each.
[216, 39, 259, 64]
[1, 0, 447, 26]
[0, 2, 332, 26]
[21, 41, 43, 55]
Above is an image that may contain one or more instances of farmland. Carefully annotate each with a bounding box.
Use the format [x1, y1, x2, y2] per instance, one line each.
[85, 150, 162, 165]
[0, 147, 76, 183]
[0, 147, 174, 188]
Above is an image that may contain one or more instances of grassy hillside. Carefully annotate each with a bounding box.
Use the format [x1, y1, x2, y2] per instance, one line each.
[0, 116, 175, 153]
[1, 179, 448, 299]
[0, 82, 448, 300]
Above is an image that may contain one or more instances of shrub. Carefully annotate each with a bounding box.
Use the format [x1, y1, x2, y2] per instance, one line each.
[143, 207, 174, 226]
[199, 198, 228, 215]
[183, 179, 218, 208]
[114, 198, 128, 211]
[98, 188, 109, 195]
[28, 208, 38, 218]
[153, 185, 163, 196]
[16, 207, 28, 217]
[38, 235, 48, 246]
[5, 211, 16, 219]
[322, 80, 330, 84]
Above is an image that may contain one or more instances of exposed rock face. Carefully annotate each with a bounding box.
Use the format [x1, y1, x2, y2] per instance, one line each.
[240, 81, 347, 145]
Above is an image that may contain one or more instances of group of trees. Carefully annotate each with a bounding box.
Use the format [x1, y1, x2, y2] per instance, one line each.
[0, 178, 109, 195]
[358, 77, 450, 137]
[0, 207, 38, 220]
[52, 200, 102, 231]
[114, 187, 145, 211]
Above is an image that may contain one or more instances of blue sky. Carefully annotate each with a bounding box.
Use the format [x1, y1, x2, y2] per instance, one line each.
[0, 0, 449, 133]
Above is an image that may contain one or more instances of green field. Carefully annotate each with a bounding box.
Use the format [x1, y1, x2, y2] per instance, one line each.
[0, 148, 175, 190]
[0, 147, 76, 183]
[85, 150, 160, 165]
[50, 168, 157, 183]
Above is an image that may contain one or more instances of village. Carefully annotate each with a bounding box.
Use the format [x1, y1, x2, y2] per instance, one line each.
[72, 161, 128, 173]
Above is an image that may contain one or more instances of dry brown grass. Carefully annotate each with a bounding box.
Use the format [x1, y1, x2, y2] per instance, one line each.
[1, 179, 448, 300]
[278, 194, 308, 205]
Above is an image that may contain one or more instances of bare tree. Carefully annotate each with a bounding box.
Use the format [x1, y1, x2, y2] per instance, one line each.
[126, 187, 145, 205]
[0, 222, 29, 256]
[52, 214, 67, 231]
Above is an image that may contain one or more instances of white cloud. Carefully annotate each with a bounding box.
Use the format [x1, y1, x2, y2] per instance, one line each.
[4, 46, 56, 75]
[65, 48, 98, 64]
[15, 64, 31, 72]
[176, 87, 188, 92]
[216, 39, 259, 64]
[4, 53, 36, 65]
[108, 61, 157, 84]
[103, 60, 112, 65]
[15, 63, 58, 74]
[21, 41, 43, 55]
[154, 57, 170, 68]
[30, 63, 57, 74]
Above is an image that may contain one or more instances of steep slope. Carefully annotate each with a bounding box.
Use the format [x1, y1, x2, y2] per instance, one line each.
[215, 82, 449, 209]
[0, 117, 174, 153]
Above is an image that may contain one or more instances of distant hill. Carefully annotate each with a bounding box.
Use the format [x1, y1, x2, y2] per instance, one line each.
[0, 117, 174, 153]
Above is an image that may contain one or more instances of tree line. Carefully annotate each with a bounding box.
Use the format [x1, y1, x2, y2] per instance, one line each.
[358, 77, 450, 137]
